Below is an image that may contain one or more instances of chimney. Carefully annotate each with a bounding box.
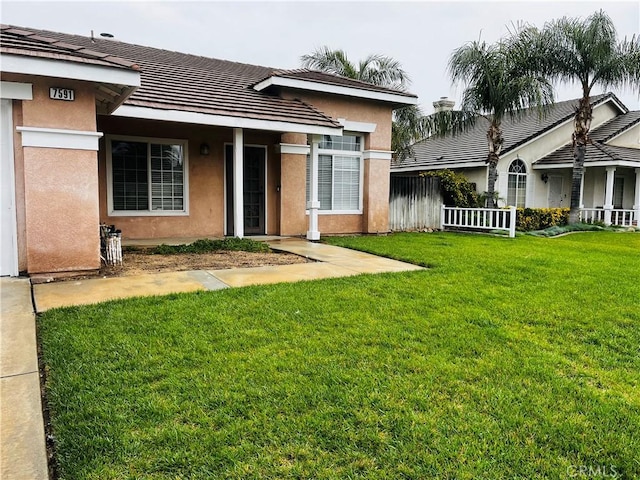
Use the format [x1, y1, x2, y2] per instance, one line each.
[433, 97, 455, 113]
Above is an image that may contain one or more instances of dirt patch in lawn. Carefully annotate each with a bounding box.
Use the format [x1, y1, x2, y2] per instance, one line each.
[50, 248, 312, 282]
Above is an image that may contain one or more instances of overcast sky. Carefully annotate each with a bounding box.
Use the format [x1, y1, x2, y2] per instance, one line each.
[2, 1, 639, 112]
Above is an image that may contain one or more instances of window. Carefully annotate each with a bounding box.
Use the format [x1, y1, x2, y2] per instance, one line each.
[108, 137, 187, 215]
[306, 134, 362, 212]
[507, 159, 527, 207]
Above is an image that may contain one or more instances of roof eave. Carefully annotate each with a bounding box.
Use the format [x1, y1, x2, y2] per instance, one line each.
[112, 105, 344, 135]
[253, 76, 418, 106]
[0, 52, 140, 86]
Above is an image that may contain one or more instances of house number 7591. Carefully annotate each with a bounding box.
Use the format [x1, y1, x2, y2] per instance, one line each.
[49, 87, 75, 101]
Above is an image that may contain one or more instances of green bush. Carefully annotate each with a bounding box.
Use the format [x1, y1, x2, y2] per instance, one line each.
[423, 169, 480, 207]
[149, 238, 270, 255]
[516, 208, 569, 231]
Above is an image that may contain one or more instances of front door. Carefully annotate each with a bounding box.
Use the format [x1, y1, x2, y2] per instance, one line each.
[225, 145, 266, 235]
[548, 176, 563, 208]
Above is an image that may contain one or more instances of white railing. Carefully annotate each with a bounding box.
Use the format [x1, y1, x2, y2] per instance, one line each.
[441, 205, 516, 238]
[580, 208, 638, 227]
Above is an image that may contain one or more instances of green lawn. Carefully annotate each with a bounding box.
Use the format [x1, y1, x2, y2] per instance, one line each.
[39, 232, 640, 479]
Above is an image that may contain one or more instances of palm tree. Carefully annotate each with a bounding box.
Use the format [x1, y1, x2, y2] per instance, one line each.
[434, 29, 555, 207]
[301, 47, 423, 161]
[540, 10, 640, 223]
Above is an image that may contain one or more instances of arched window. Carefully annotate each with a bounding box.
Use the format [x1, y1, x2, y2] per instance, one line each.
[507, 159, 527, 207]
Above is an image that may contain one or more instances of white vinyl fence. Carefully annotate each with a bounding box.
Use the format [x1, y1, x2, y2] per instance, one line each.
[441, 206, 517, 237]
[580, 208, 638, 227]
[389, 176, 443, 231]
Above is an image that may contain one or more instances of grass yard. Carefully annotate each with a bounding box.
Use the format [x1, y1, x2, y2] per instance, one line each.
[39, 232, 640, 479]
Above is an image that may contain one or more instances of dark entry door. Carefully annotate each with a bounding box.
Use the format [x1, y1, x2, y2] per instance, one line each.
[225, 145, 266, 235]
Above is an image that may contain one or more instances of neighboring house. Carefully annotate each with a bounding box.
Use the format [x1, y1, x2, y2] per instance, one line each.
[391, 93, 640, 224]
[0, 25, 416, 277]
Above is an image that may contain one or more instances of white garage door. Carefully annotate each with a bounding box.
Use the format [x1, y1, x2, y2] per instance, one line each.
[1, 99, 18, 276]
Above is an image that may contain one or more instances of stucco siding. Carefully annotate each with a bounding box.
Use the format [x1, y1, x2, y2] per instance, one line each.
[608, 124, 639, 148]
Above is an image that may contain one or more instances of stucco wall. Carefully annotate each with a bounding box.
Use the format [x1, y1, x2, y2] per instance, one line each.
[497, 100, 622, 208]
[281, 91, 393, 151]
[98, 116, 283, 239]
[16, 77, 100, 274]
[608, 123, 639, 148]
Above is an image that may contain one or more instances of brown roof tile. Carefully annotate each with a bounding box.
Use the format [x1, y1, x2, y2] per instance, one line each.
[263, 68, 417, 98]
[0, 25, 140, 70]
[0, 25, 355, 130]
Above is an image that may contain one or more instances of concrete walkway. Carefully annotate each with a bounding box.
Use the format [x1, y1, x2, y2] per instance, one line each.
[1, 238, 422, 477]
[33, 238, 423, 312]
[0, 278, 48, 480]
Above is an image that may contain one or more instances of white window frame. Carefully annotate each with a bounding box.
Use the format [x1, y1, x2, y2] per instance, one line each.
[307, 133, 364, 215]
[507, 159, 527, 208]
[106, 135, 189, 216]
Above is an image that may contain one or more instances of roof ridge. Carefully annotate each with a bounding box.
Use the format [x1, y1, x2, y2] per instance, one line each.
[0, 24, 139, 70]
[1, 24, 277, 74]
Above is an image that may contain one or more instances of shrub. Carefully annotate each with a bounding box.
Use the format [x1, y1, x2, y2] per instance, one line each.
[423, 169, 480, 207]
[148, 238, 270, 255]
[516, 208, 569, 231]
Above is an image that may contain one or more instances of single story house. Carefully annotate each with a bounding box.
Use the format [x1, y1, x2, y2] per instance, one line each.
[0, 24, 417, 277]
[392, 93, 640, 225]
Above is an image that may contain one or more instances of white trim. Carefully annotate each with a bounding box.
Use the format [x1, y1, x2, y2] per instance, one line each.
[337, 118, 377, 133]
[533, 160, 640, 169]
[114, 105, 343, 135]
[0, 54, 140, 87]
[16, 126, 103, 151]
[392, 161, 485, 172]
[253, 76, 418, 106]
[224, 142, 268, 236]
[277, 143, 310, 155]
[0, 81, 33, 100]
[0, 100, 19, 276]
[363, 150, 393, 161]
[105, 134, 189, 217]
[233, 129, 244, 238]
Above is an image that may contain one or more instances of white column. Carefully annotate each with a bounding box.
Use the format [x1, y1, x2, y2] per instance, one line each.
[579, 170, 585, 209]
[233, 128, 244, 238]
[634, 168, 640, 226]
[306, 134, 320, 240]
[603, 166, 616, 226]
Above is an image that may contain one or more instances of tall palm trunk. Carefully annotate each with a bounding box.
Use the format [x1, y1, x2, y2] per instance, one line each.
[569, 96, 592, 223]
[485, 122, 503, 208]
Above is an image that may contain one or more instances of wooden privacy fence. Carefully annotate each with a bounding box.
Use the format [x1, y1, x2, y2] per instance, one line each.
[389, 176, 443, 231]
[441, 206, 517, 237]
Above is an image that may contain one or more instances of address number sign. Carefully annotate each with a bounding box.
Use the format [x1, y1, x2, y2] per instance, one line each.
[49, 87, 75, 101]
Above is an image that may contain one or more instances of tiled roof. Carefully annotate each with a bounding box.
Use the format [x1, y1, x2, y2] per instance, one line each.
[391, 93, 619, 172]
[262, 68, 417, 98]
[535, 113, 640, 166]
[0, 25, 139, 70]
[2, 25, 398, 130]
[589, 110, 640, 142]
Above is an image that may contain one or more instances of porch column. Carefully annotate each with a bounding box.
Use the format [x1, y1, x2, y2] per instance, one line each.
[603, 166, 616, 226]
[634, 168, 640, 226]
[233, 128, 244, 238]
[306, 134, 320, 240]
[579, 170, 586, 209]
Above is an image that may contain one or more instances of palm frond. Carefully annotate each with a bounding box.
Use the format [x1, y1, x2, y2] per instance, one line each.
[300, 47, 356, 78]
